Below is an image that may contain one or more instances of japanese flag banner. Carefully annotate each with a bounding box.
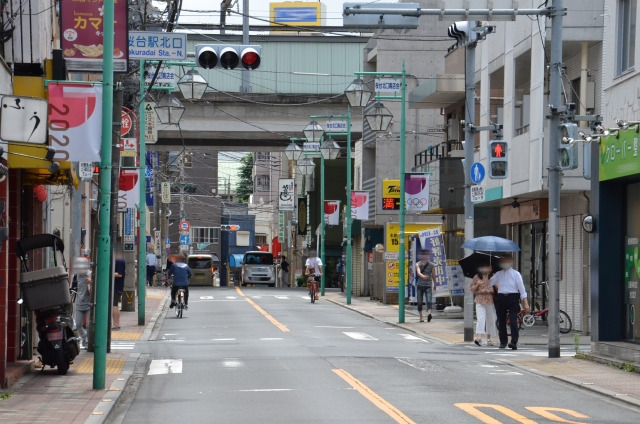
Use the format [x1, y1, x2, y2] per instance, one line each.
[350, 191, 370, 220]
[324, 200, 340, 226]
[48, 83, 102, 162]
[118, 169, 140, 211]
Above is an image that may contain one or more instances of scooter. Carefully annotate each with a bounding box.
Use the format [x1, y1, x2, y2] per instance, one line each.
[17, 234, 79, 375]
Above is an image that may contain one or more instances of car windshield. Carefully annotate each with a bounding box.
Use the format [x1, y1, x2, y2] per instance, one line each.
[244, 253, 273, 265]
[188, 258, 212, 269]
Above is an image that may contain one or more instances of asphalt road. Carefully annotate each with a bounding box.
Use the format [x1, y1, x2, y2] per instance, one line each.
[112, 286, 640, 423]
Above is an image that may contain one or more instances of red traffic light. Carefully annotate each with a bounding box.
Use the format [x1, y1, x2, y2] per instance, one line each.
[241, 48, 261, 70]
[490, 141, 507, 158]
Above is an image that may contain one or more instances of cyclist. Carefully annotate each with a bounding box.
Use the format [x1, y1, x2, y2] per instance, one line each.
[169, 254, 192, 310]
[305, 249, 322, 300]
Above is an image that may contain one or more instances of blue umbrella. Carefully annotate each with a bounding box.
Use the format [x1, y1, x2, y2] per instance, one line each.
[461, 236, 520, 252]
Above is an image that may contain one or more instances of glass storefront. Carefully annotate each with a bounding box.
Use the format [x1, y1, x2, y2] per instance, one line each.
[624, 182, 640, 341]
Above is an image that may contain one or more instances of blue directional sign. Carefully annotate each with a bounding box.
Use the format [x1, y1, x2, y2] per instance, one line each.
[129, 31, 187, 60]
[179, 234, 190, 245]
[470, 162, 486, 185]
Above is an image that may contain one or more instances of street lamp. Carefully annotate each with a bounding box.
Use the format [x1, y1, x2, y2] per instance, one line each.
[345, 78, 373, 107]
[365, 102, 393, 132]
[177, 69, 208, 101]
[155, 92, 185, 125]
[303, 120, 324, 143]
[284, 140, 303, 162]
[320, 138, 341, 160]
[296, 157, 316, 176]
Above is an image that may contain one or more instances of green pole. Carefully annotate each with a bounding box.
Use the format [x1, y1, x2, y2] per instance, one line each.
[138, 60, 147, 325]
[320, 154, 325, 296]
[93, 0, 114, 390]
[346, 107, 353, 305]
[398, 64, 407, 323]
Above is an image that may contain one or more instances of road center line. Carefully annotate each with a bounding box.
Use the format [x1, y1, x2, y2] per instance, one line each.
[332, 369, 416, 424]
[244, 297, 290, 332]
[235, 286, 245, 297]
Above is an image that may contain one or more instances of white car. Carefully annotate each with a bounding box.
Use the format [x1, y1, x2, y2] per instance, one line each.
[241, 251, 275, 287]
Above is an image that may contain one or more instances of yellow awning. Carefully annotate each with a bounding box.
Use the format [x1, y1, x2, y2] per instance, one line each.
[7, 143, 78, 188]
[23, 162, 79, 188]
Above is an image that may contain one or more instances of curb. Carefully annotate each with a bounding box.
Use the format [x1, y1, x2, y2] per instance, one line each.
[85, 291, 169, 424]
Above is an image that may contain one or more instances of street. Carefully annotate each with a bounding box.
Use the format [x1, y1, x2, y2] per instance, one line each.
[107, 286, 640, 423]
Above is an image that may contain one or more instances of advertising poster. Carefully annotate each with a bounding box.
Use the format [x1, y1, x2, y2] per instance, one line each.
[418, 228, 448, 296]
[625, 236, 640, 340]
[381, 179, 400, 210]
[278, 178, 295, 211]
[48, 83, 103, 162]
[61, 0, 129, 72]
[405, 173, 430, 213]
[324, 200, 340, 225]
[351, 191, 369, 220]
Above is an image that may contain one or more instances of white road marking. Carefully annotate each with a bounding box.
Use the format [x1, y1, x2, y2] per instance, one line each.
[226, 296, 237, 300]
[223, 359, 244, 368]
[399, 333, 429, 343]
[274, 295, 289, 300]
[252, 296, 261, 299]
[343, 332, 378, 341]
[212, 338, 236, 341]
[164, 333, 177, 336]
[111, 342, 135, 350]
[260, 338, 283, 341]
[199, 296, 214, 300]
[148, 359, 183, 375]
[237, 388, 294, 392]
[489, 371, 522, 375]
[315, 326, 353, 329]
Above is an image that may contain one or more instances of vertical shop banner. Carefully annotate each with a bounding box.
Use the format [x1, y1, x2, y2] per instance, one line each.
[297, 198, 307, 236]
[154, 230, 162, 254]
[278, 179, 295, 211]
[324, 200, 340, 225]
[625, 236, 640, 339]
[144, 102, 158, 144]
[61, 0, 129, 72]
[118, 169, 140, 211]
[405, 173, 430, 213]
[418, 228, 448, 295]
[145, 152, 154, 207]
[124, 208, 134, 242]
[351, 191, 369, 220]
[48, 83, 103, 162]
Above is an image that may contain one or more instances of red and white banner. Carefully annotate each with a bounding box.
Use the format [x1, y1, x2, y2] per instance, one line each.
[350, 191, 369, 220]
[118, 169, 140, 211]
[324, 200, 340, 226]
[405, 173, 430, 213]
[48, 83, 102, 162]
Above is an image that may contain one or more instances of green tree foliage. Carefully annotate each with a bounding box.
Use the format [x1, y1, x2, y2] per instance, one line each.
[236, 153, 254, 203]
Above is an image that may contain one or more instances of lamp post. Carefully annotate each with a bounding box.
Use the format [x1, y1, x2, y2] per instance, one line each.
[353, 65, 407, 323]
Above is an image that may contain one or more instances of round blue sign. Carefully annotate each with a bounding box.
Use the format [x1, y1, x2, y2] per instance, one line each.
[470, 162, 485, 184]
[179, 234, 190, 245]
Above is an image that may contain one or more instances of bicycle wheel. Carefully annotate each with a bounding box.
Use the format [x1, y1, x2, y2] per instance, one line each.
[311, 285, 315, 303]
[522, 314, 536, 327]
[558, 310, 572, 333]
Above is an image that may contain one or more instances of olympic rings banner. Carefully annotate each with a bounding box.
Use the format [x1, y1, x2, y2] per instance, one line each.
[324, 200, 340, 226]
[405, 173, 430, 213]
[350, 191, 369, 220]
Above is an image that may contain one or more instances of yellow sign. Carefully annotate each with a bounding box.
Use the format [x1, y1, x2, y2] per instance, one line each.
[385, 223, 439, 253]
[385, 259, 408, 293]
[382, 179, 400, 198]
[270, 2, 324, 27]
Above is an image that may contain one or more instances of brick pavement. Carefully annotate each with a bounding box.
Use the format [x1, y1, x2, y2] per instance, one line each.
[0, 287, 168, 424]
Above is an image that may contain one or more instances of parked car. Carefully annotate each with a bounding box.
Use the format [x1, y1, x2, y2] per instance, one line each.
[241, 251, 275, 287]
[187, 254, 220, 286]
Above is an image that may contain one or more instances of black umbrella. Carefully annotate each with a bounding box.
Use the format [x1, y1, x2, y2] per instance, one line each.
[459, 252, 502, 279]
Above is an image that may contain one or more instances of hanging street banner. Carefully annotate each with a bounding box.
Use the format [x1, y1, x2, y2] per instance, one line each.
[144, 102, 158, 144]
[61, 0, 128, 72]
[0, 96, 48, 144]
[124, 208, 135, 242]
[48, 83, 102, 162]
[350, 191, 369, 220]
[405, 173, 430, 213]
[418, 228, 448, 295]
[278, 179, 295, 211]
[381, 179, 401, 210]
[324, 200, 341, 225]
[118, 169, 140, 211]
[154, 230, 162, 254]
[128, 31, 188, 60]
[599, 128, 640, 181]
[146, 152, 154, 207]
[278, 212, 285, 243]
[297, 198, 307, 236]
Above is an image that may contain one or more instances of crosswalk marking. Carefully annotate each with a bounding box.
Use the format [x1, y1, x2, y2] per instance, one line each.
[274, 295, 289, 300]
[148, 359, 182, 375]
[199, 296, 214, 300]
[212, 338, 236, 341]
[111, 341, 135, 350]
[399, 334, 429, 343]
[343, 332, 378, 341]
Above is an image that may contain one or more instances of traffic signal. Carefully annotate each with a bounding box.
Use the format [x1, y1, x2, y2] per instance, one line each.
[488, 140, 508, 179]
[559, 122, 579, 170]
[221, 224, 240, 231]
[195, 44, 261, 70]
[447, 21, 477, 46]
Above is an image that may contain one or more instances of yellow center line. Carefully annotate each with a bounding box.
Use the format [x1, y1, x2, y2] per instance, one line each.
[235, 286, 245, 297]
[244, 297, 290, 332]
[332, 369, 416, 424]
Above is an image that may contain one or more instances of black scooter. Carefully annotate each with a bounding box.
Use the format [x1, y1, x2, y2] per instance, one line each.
[17, 234, 79, 375]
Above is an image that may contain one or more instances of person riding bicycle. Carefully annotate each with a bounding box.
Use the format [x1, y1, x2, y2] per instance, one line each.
[169, 254, 192, 310]
[305, 249, 322, 300]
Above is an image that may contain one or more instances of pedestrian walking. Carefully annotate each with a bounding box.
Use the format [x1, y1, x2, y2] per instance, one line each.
[490, 254, 529, 350]
[470, 263, 498, 346]
[72, 257, 92, 348]
[415, 249, 436, 322]
[280, 255, 290, 287]
[146, 251, 158, 287]
[112, 251, 125, 331]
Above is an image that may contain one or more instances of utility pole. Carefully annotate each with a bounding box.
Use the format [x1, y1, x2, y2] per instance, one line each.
[241, 0, 250, 93]
[179, 156, 186, 253]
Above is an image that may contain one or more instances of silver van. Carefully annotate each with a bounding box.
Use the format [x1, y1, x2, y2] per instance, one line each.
[241, 251, 275, 287]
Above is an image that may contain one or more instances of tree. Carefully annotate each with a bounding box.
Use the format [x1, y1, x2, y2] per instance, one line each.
[236, 153, 254, 203]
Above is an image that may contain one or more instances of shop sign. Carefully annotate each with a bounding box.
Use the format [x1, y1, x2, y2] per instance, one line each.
[278, 179, 295, 211]
[382, 179, 400, 210]
[0, 96, 48, 144]
[385, 223, 439, 253]
[600, 129, 640, 181]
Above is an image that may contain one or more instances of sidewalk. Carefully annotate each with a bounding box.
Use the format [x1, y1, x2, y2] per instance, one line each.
[324, 291, 640, 408]
[0, 287, 169, 424]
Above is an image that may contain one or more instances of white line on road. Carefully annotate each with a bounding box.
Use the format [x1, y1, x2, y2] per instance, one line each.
[226, 296, 237, 300]
[199, 296, 214, 300]
[343, 332, 378, 341]
[489, 371, 522, 375]
[316, 326, 353, 329]
[111, 342, 135, 350]
[274, 295, 289, 300]
[223, 359, 244, 368]
[237, 388, 294, 392]
[399, 334, 429, 343]
[212, 338, 236, 341]
[148, 359, 183, 375]
[260, 338, 284, 341]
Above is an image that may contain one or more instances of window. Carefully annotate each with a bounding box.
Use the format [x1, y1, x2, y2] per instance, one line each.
[255, 234, 267, 245]
[617, 0, 637, 75]
[256, 175, 270, 192]
[191, 227, 219, 245]
[255, 152, 270, 161]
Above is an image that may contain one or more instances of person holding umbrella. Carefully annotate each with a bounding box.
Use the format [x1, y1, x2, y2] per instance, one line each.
[470, 262, 498, 346]
[490, 254, 530, 349]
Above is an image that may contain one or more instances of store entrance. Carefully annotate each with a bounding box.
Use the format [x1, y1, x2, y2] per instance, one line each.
[519, 222, 547, 311]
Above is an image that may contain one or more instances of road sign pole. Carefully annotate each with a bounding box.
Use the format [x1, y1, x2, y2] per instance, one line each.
[137, 59, 147, 326]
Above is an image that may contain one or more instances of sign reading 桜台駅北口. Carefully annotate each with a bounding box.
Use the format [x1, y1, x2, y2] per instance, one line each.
[129, 31, 187, 61]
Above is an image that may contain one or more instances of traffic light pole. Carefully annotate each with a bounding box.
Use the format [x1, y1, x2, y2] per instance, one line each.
[137, 60, 147, 326]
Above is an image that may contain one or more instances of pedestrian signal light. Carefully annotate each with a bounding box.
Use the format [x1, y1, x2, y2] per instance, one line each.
[195, 44, 262, 70]
[559, 122, 579, 170]
[488, 140, 508, 179]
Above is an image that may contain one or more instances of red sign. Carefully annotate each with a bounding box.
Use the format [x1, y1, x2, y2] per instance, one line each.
[61, 0, 129, 72]
[121, 110, 133, 137]
[180, 221, 190, 232]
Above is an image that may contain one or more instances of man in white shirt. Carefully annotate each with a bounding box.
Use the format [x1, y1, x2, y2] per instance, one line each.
[305, 250, 322, 300]
[146, 251, 158, 287]
[490, 254, 530, 350]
